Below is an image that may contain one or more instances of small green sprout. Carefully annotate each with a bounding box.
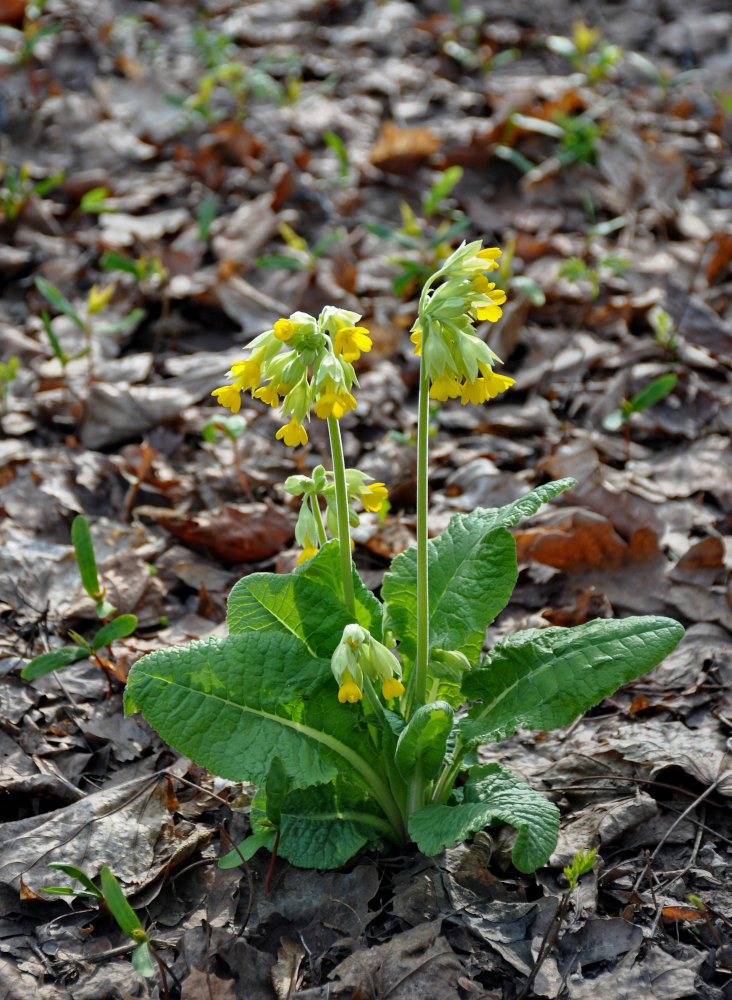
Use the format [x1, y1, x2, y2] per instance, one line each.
[603, 373, 678, 433]
[21, 515, 137, 680]
[563, 846, 598, 891]
[256, 222, 344, 273]
[42, 865, 158, 980]
[0, 355, 20, 414]
[546, 21, 623, 84]
[0, 162, 64, 222]
[558, 253, 629, 299]
[35, 276, 145, 380]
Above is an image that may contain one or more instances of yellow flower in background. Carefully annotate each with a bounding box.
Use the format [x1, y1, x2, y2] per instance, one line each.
[87, 282, 116, 315]
[253, 382, 282, 407]
[276, 417, 308, 448]
[333, 326, 372, 363]
[361, 482, 388, 513]
[410, 329, 422, 356]
[211, 380, 244, 413]
[273, 318, 295, 341]
[381, 676, 405, 700]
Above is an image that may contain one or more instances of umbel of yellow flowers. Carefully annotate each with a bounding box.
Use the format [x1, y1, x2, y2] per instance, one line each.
[330, 624, 405, 704]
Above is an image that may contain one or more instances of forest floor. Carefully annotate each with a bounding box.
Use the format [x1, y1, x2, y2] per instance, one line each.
[2, 0, 732, 997]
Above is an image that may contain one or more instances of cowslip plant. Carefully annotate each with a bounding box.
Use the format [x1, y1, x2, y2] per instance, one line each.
[21, 515, 137, 680]
[124, 240, 683, 873]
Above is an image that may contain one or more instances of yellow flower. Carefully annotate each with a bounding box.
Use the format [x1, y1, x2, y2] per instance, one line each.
[314, 390, 357, 420]
[297, 541, 319, 565]
[410, 328, 422, 356]
[361, 482, 388, 513]
[429, 374, 461, 401]
[230, 358, 262, 391]
[478, 366, 515, 399]
[276, 417, 308, 448]
[381, 676, 405, 699]
[212, 380, 244, 413]
[338, 668, 363, 704]
[273, 318, 295, 341]
[460, 378, 487, 405]
[476, 247, 501, 270]
[254, 382, 282, 407]
[87, 282, 116, 315]
[333, 326, 372, 363]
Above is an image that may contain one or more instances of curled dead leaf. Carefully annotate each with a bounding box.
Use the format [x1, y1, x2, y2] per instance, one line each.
[156, 503, 293, 564]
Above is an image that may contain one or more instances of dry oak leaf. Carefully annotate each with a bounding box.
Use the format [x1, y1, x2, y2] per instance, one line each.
[370, 121, 441, 173]
[156, 502, 293, 563]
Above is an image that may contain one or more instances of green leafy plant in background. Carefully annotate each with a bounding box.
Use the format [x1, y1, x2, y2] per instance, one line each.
[21, 515, 137, 680]
[367, 167, 470, 297]
[0, 1, 60, 71]
[256, 221, 344, 272]
[503, 108, 607, 171]
[0, 162, 64, 222]
[42, 865, 165, 987]
[35, 276, 145, 380]
[558, 251, 629, 299]
[0, 355, 20, 414]
[124, 243, 683, 874]
[546, 20, 623, 84]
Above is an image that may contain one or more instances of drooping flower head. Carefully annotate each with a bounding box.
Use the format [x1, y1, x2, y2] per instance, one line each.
[413, 240, 514, 406]
[330, 624, 403, 704]
[211, 306, 373, 448]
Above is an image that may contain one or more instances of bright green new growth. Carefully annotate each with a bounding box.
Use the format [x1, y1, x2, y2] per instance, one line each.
[124, 245, 683, 873]
[21, 515, 137, 680]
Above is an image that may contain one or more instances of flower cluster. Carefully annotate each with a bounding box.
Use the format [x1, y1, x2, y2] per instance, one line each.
[286, 466, 389, 565]
[212, 307, 373, 447]
[412, 241, 515, 405]
[330, 624, 404, 703]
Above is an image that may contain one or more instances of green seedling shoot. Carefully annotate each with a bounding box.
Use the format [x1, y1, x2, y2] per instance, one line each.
[546, 20, 623, 84]
[0, 162, 64, 222]
[367, 167, 469, 297]
[35, 276, 145, 380]
[603, 373, 678, 433]
[558, 252, 629, 299]
[42, 865, 161, 984]
[0, 355, 20, 414]
[257, 221, 344, 273]
[21, 515, 137, 680]
[125, 242, 683, 874]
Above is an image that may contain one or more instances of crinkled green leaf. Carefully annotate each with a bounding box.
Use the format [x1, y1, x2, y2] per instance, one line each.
[383, 480, 575, 667]
[228, 544, 381, 652]
[251, 779, 391, 869]
[460, 616, 684, 748]
[124, 631, 382, 794]
[409, 763, 560, 873]
[394, 701, 454, 783]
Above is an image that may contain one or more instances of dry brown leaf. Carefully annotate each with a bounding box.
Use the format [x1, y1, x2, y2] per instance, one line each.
[370, 121, 441, 173]
[181, 967, 237, 1000]
[661, 906, 704, 923]
[157, 502, 293, 563]
[271, 936, 306, 1000]
[706, 232, 732, 285]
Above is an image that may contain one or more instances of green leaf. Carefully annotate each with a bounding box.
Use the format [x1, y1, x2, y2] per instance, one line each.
[80, 187, 114, 213]
[394, 701, 454, 782]
[409, 762, 560, 872]
[251, 779, 391, 869]
[34, 277, 85, 331]
[71, 515, 101, 600]
[265, 756, 288, 828]
[460, 616, 685, 748]
[131, 942, 156, 978]
[100, 250, 142, 276]
[95, 598, 117, 619]
[124, 631, 383, 792]
[255, 253, 306, 270]
[21, 645, 89, 679]
[100, 866, 144, 938]
[41, 310, 67, 363]
[44, 864, 103, 898]
[365, 222, 421, 250]
[92, 614, 137, 651]
[628, 373, 677, 414]
[228, 545, 380, 653]
[219, 828, 277, 868]
[383, 480, 575, 667]
[95, 308, 146, 336]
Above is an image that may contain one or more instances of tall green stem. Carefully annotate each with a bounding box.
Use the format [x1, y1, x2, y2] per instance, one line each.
[327, 415, 356, 615]
[414, 356, 431, 708]
[311, 497, 328, 546]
